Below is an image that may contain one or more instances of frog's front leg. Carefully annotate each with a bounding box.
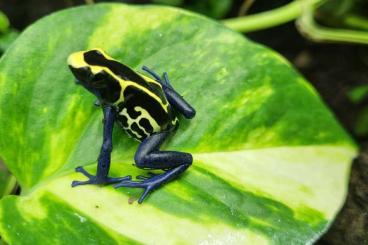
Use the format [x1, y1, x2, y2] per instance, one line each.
[142, 65, 173, 89]
[114, 130, 192, 203]
[142, 66, 195, 119]
[71, 106, 131, 187]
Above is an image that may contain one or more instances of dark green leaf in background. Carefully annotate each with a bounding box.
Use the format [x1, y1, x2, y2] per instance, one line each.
[0, 11, 9, 34]
[317, 0, 368, 30]
[0, 11, 19, 54]
[152, 0, 233, 18]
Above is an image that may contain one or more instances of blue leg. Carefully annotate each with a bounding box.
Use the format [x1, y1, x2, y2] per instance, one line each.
[72, 106, 131, 187]
[162, 72, 196, 119]
[142, 66, 170, 87]
[115, 131, 192, 203]
[142, 66, 196, 119]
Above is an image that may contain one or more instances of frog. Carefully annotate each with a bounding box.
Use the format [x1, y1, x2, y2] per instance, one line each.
[67, 48, 196, 204]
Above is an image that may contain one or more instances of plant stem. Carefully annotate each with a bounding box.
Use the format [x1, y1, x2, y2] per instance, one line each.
[238, 0, 255, 16]
[222, 0, 324, 33]
[297, 4, 368, 44]
[344, 14, 368, 31]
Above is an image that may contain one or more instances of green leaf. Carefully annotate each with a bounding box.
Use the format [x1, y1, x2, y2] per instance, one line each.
[0, 3, 356, 244]
[347, 84, 368, 103]
[354, 107, 368, 136]
[317, 0, 368, 31]
[152, 0, 184, 6]
[184, 0, 233, 19]
[152, 0, 232, 19]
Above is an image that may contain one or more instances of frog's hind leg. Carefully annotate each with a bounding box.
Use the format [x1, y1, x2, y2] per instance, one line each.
[114, 130, 192, 204]
[71, 106, 131, 187]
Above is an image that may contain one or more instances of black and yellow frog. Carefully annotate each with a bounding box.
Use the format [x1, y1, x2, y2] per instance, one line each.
[67, 48, 195, 204]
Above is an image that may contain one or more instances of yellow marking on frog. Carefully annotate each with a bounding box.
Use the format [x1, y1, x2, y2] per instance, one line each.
[119, 106, 161, 137]
[115, 79, 168, 113]
[67, 49, 168, 112]
[140, 74, 163, 87]
[135, 106, 161, 133]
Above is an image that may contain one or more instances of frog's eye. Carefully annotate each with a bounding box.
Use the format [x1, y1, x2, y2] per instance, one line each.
[93, 72, 105, 81]
[91, 72, 107, 88]
[94, 50, 103, 56]
[69, 66, 92, 82]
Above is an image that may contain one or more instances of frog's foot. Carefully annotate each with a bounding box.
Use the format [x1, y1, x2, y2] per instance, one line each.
[114, 176, 161, 204]
[71, 166, 131, 187]
[115, 164, 188, 204]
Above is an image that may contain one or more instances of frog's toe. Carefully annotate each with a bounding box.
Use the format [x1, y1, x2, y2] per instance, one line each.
[72, 166, 132, 187]
[75, 166, 93, 178]
[114, 178, 160, 204]
[71, 179, 94, 187]
[104, 175, 132, 184]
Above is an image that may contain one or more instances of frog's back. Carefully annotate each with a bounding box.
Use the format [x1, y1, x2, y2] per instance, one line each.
[115, 79, 178, 141]
[114, 71, 178, 141]
[82, 50, 177, 141]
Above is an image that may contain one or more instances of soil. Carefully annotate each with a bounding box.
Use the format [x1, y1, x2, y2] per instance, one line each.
[1, 0, 367, 244]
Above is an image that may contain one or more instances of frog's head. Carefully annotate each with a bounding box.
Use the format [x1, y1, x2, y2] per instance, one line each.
[67, 48, 121, 104]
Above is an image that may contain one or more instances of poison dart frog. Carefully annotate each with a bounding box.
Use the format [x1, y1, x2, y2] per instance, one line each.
[67, 48, 196, 204]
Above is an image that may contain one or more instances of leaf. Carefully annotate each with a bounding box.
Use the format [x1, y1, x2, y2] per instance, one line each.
[354, 107, 368, 136]
[151, 0, 184, 6]
[0, 3, 356, 244]
[184, 0, 233, 19]
[317, 0, 368, 30]
[152, 0, 232, 19]
[0, 11, 19, 54]
[348, 84, 368, 104]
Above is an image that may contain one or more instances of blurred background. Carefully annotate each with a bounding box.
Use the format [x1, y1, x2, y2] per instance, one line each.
[0, 0, 367, 244]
